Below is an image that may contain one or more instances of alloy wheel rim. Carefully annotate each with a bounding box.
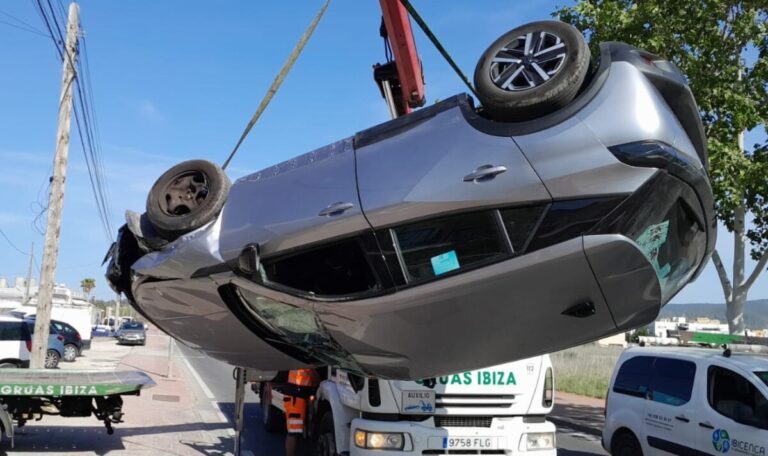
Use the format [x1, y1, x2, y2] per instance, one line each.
[159, 170, 209, 217]
[45, 352, 57, 367]
[64, 345, 77, 361]
[490, 31, 568, 91]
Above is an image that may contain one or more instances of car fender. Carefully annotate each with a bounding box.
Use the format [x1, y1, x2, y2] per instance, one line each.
[603, 401, 645, 452]
[316, 380, 358, 454]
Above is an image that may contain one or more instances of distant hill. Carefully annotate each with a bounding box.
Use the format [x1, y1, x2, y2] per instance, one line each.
[659, 299, 768, 329]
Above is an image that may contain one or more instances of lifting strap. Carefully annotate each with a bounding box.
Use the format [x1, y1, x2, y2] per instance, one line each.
[222, 0, 331, 170]
[398, 0, 480, 101]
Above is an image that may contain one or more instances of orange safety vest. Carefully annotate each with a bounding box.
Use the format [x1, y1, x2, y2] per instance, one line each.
[287, 368, 320, 388]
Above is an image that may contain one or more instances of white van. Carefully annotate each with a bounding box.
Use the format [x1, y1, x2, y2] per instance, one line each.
[604, 347, 768, 455]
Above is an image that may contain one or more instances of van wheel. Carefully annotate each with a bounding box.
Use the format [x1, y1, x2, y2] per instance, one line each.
[611, 430, 642, 456]
[474, 20, 591, 121]
[146, 160, 231, 241]
[260, 386, 285, 433]
[315, 413, 338, 456]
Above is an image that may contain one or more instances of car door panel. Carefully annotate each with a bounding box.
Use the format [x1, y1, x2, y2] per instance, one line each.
[355, 106, 550, 230]
[219, 137, 372, 261]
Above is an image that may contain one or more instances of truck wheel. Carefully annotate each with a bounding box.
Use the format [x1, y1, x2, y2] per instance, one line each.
[63, 344, 78, 362]
[611, 430, 643, 456]
[146, 159, 231, 242]
[44, 350, 60, 369]
[315, 412, 338, 456]
[474, 20, 591, 121]
[261, 386, 285, 433]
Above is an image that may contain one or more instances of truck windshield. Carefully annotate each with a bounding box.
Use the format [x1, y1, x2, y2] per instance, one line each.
[757, 372, 768, 387]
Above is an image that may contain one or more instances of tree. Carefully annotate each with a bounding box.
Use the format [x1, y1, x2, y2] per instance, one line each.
[80, 278, 96, 299]
[555, 1, 768, 334]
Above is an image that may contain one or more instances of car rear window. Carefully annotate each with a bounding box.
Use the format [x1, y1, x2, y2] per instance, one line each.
[758, 372, 768, 388]
[647, 357, 696, 406]
[613, 356, 653, 397]
[0, 322, 25, 341]
[122, 322, 144, 330]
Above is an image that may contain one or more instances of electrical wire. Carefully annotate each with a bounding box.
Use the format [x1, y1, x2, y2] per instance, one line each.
[0, 229, 30, 256]
[0, 18, 49, 37]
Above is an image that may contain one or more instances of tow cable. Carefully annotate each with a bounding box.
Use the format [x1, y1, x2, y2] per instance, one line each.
[222, 0, 330, 170]
[398, 0, 480, 101]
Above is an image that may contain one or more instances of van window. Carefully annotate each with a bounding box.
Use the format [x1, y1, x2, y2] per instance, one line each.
[709, 366, 768, 430]
[0, 322, 23, 341]
[393, 211, 507, 282]
[648, 358, 695, 406]
[613, 356, 653, 397]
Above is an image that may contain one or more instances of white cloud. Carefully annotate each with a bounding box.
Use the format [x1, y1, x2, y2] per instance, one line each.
[136, 99, 164, 123]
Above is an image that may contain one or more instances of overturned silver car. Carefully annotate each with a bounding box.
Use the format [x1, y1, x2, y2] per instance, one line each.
[106, 22, 715, 380]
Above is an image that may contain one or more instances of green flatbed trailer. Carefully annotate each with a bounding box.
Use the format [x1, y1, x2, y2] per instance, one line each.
[0, 369, 155, 445]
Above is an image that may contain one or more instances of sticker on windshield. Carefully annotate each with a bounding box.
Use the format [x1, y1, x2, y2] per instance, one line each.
[431, 250, 460, 276]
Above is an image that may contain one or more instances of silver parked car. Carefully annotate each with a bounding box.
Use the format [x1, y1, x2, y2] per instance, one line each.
[106, 22, 714, 379]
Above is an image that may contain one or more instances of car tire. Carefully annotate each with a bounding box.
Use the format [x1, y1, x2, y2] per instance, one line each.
[315, 412, 339, 456]
[45, 350, 60, 369]
[146, 160, 231, 241]
[474, 20, 591, 121]
[611, 430, 643, 456]
[0, 363, 18, 368]
[63, 344, 78, 362]
[261, 386, 285, 433]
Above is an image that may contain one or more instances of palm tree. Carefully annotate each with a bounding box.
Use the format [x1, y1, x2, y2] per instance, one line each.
[80, 278, 96, 300]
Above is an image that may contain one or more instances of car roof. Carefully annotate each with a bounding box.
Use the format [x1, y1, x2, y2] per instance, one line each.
[623, 346, 768, 371]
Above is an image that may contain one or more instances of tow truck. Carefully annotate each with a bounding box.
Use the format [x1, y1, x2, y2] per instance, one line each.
[256, 357, 557, 455]
[0, 369, 154, 446]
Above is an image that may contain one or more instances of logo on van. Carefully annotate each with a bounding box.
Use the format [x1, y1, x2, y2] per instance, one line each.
[713, 429, 731, 453]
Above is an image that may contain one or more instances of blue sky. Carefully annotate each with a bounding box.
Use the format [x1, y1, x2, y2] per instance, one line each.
[0, 0, 765, 303]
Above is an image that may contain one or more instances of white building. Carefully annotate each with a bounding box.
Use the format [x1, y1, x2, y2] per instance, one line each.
[650, 317, 729, 338]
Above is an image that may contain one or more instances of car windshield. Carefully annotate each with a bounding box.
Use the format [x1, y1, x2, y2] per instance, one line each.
[757, 372, 768, 388]
[122, 322, 143, 330]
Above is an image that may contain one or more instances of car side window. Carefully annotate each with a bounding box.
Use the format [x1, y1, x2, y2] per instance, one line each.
[613, 356, 654, 397]
[647, 357, 696, 406]
[708, 366, 768, 430]
[393, 211, 508, 283]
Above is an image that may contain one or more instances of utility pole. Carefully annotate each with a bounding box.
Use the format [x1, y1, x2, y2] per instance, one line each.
[113, 293, 121, 333]
[23, 242, 34, 305]
[31, 3, 79, 369]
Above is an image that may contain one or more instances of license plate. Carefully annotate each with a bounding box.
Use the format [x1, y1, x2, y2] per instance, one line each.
[401, 390, 435, 414]
[443, 437, 499, 449]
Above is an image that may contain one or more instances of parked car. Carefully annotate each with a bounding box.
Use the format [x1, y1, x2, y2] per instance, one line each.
[604, 346, 768, 456]
[105, 21, 714, 379]
[25, 322, 64, 369]
[92, 324, 112, 337]
[24, 316, 83, 362]
[117, 321, 146, 346]
[0, 316, 63, 368]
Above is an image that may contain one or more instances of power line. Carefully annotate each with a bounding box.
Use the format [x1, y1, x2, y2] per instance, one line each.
[0, 228, 30, 256]
[0, 7, 44, 32]
[0, 18, 49, 37]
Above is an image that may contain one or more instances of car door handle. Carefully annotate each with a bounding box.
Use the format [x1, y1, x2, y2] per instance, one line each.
[318, 202, 354, 217]
[463, 164, 507, 182]
[699, 421, 714, 429]
[675, 415, 690, 423]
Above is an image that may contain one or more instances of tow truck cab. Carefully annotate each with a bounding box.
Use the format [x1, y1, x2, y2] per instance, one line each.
[263, 355, 556, 455]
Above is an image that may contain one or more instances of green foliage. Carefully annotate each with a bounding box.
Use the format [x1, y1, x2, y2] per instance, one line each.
[80, 277, 96, 295]
[551, 344, 624, 398]
[555, 0, 768, 260]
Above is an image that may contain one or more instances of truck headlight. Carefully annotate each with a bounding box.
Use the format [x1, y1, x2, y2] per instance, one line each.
[522, 432, 555, 451]
[354, 430, 406, 450]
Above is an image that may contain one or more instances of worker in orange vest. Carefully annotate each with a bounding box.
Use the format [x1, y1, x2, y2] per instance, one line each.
[284, 368, 320, 456]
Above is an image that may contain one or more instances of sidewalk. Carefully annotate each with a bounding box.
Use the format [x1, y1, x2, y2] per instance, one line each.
[550, 391, 605, 437]
[4, 327, 234, 455]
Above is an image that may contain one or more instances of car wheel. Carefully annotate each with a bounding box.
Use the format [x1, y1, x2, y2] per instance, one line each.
[45, 350, 60, 369]
[63, 344, 78, 362]
[0, 363, 18, 368]
[315, 412, 338, 456]
[146, 160, 231, 241]
[611, 430, 643, 456]
[474, 20, 591, 121]
[261, 386, 285, 433]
